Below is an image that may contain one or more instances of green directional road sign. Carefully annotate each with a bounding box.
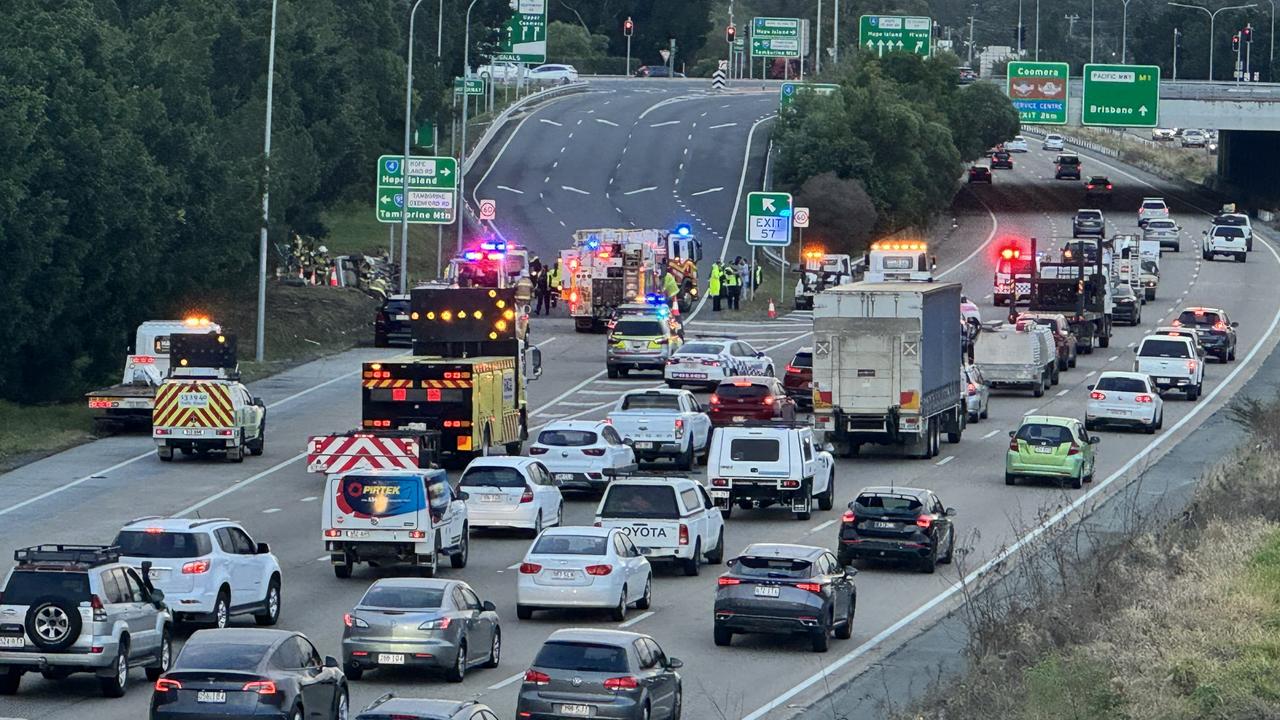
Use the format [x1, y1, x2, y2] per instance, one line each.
[1007, 61, 1070, 125]
[453, 77, 485, 96]
[1082, 64, 1160, 127]
[779, 82, 840, 110]
[375, 155, 457, 224]
[859, 15, 932, 57]
[494, 0, 547, 64]
[413, 120, 435, 148]
[751, 17, 801, 58]
[747, 192, 793, 247]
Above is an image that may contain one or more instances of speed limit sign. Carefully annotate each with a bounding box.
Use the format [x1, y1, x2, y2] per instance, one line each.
[479, 198, 496, 221]
[793, 207, 810, 228]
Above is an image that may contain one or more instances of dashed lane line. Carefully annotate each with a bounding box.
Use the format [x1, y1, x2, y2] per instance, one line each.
[623, 187, 657, 195]
[618, 611, 655, 629]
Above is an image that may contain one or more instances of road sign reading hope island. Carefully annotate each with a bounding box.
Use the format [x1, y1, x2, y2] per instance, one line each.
[751, 17, 801, 58]
[375, 155, 458, 225]
[1007, 61, 1069, 125]
[859, 15, 932, 57]
[747, 191, 793, 247]
[1082, 64, 1160, 128]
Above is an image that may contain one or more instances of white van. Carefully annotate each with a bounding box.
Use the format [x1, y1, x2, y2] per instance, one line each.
[705, 425, 834, 521]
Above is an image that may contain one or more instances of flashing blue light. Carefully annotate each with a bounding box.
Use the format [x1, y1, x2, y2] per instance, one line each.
[656, 306, 670, 318]
[480, 240, 506, 252]
[675, 223, 692, 237]
[463, 251, 482, 261]
[585, 235, 601, 251]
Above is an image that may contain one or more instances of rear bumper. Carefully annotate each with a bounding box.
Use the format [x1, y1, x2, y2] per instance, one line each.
[839, 537, 932, 561]
[548, 471, 607, 492]
[1006, 458, 1081, 478]
[517, 581, 620, 609]
[343, 638, 458, 671]
[468, 503, 540, 529]
[0, 641, 120, 671]
[1147, 375, 1195, 390]
[713, 610, 825, 635]
[517, 691, 640, 720]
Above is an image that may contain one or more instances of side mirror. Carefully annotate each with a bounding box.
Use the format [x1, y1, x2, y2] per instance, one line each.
[756, 351, 765, 358]
[844, 566, 859, 577]
[324, 656, 340, 669]
[945, 507, 958, 517]
[1007, 430, 1016, 438]
[667, 657, 685, 670]
[823, 443, 835, 453]
[1232, 322, 1239, 328]
[256, 542, 271, 554]
[253, 396, 265, 407]
[482, 600, 497, 612]
[725, 558, 738, 568]
[1089, 436, 1101, 444]
[457, 491, 470, 501]
[150, 588, 166, 605]
[1086, 384, 1095, 391]
[529, 346, 544, 381]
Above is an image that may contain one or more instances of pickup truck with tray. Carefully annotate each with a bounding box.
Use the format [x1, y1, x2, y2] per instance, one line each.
[594, 475, 725, 576]
[605, 388, 712, 469]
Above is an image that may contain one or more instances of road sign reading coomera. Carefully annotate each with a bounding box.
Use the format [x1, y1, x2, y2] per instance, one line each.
[1082, 64, 1160, 128]
[1007, 61, 1069, 125]
[859, 15, 932, 58]
[747, 191, 793, 246]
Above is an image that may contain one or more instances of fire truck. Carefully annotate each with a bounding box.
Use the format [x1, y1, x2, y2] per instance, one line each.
[308, 287, 542, 472]
[561, 228, 701, 332]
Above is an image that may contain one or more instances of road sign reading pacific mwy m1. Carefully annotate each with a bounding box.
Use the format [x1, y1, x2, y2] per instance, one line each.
[860, 15, 932, 57]
[747, 192, 793, 247]
[1007, 61, 1069, 125]
[375, 155, 457, 224]
[1082, 64, 1160, 128]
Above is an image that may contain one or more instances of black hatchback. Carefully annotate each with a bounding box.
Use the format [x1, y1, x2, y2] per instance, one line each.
[151, 628, 348, 720]
[374, 294, 412, 347]
[836, 487, 957, 573]
[713, 543, 855, 653]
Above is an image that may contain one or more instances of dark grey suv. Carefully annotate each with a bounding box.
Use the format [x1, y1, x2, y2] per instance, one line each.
[1072, 209, 1105, 238]
[713, 543, 856, 652]
[517, 629, 682, 720]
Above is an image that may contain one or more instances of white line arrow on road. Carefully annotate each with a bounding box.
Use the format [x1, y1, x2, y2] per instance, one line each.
[496, 185, 524, 194]
[539, 118, 563, 126]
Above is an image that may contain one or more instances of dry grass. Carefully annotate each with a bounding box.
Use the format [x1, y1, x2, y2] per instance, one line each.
[1072, 128, 1217, 187]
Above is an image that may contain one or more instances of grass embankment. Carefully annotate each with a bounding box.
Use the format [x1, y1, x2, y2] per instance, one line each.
[0, 401, 96, 470]
[1071, 127, 1217, 187]
[902, 400, 1280, 720]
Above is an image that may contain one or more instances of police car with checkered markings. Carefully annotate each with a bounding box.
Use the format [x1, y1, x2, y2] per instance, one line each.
[664, 337, 774, 390]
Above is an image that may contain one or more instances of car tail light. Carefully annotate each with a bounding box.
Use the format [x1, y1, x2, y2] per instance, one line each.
[525, 669, 551, 685]
[242, 680, 277, 695]
[529, 446, 548, 455]
[519, 563, 542, 574]
[1090, 391, 1106, 400]
[181, 559, 210, 574]
[786, 365, 800, 374]
[585, 564, 613, 576]
[678, 524, 689, 546]
[1068, 444, 1081, 456]
[604, 676, 640, 691]
[520, 487, 535, 503]
[717, 576, 742, 588]
[418, 617, 451, 630]
[702, 359, 721, 367]
[763, 396, 775, 405]
[916, 515, 933, 529]
[324, 529, 341, 538]
[710, 478, 728, 487]
[344, 613, 369, 628]
[154, 678, 182, 692]
[794, 582, 823, 594]
[967, 383, 977, 396]
[408, 530, 426, 539]
[781, 479, 800, 489]
[710, 395, 720, 405]
[1009, 437, 1020, 451]
[1213, 322, 1228, 332]
[666, 358, 680, 365]
[841, 510, 856, 523]
[90, 594, 107, 621]
[582, 447, 606, 456]
[215, 429, 234, 437]
[1186, 360, 1198, 372]
[1135, 394, 1154, 403]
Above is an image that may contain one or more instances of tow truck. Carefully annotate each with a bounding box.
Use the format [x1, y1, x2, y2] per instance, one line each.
[864, 240, 933, 282]
[794, 250, 855, 309]
[85, 318, 223, 428]
[1027, 237, 1113, 353]
[561, 227, 701, 332]
[307, 287, 542, 472]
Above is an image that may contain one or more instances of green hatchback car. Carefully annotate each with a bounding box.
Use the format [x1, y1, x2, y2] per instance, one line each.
[1006, 415, 1099, 489]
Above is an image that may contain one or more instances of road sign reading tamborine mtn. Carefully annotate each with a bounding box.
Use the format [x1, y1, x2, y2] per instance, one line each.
[1007, 61, 1069, 125]
[376, 155, 457, 224]
[1082, 64, 1160, 127]
[494, 0, 547, 64]
[751, 17, 801, 58]
[860, 15, 932, 57]
[747, 191, 793, 246]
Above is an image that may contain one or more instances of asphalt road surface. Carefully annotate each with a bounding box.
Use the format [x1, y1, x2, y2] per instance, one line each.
[1, 84, 1277, 720]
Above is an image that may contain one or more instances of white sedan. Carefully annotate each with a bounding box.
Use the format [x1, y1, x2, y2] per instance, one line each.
[1042, 134, 1065, 151]
[1086, 371, 1164, 433]
[1006, 135, 1029, 152]
[529, 64, 578, 83]
[516, 526, 652, 621]
[664, 338, 772, 389]
[460, 457, 563, 536]
[529, 421, 634, 494]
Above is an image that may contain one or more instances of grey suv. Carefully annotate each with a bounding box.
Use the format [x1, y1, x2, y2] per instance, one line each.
[0, 545, 172, 697]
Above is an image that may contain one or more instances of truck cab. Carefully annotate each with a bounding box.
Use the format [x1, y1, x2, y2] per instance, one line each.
[86, 318, 223, 427]
[865, 241, 932, 282]
[795, 251, 855, 309]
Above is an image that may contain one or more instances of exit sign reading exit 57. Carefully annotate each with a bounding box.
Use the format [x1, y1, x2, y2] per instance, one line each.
[1081, 64, 1160, 128]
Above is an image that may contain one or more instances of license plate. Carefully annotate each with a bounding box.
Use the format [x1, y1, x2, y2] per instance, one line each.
[555, 473, 574, 481]
[753, 585, 781, 598]
[0, 636, 23, 648]
[1156, 377, 1171, 383]
[197, 691, 227, 703]
[674, 372, 706, 379]
[558, 704, 593, 717]
[1034, 446, 1054, 454]
[635, 442, 654, 449]
[552, 570, 577, 579]
[377, 653, 405, 665]
[873, 521, 896, 529]
[181, 428, 204, 436]
[480, 494, 505, 503]
[733, 416, 746, 423]
[631, 342, 645, 349]
[394, 314, 409, 321]
[345, 530, 370, 538]
[709, 490, 729, 499]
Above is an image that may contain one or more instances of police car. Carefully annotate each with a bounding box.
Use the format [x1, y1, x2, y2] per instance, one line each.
[663, 337, 773, 390]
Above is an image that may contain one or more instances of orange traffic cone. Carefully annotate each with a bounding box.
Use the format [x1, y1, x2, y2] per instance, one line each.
[768, 299, 777, 319]
[328, 265, 339, 286]
[671, 301, 680, 317]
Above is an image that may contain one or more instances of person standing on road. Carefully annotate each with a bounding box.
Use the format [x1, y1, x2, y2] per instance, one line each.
[533, 267, 552, 316]
[709, 262, 723, 312]
[548, 258, 562, 308]
[662, 269, 680, 305]
[725, 258, 742, 310]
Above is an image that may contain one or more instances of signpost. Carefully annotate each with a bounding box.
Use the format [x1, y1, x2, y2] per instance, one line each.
[453, 77, 485, 96]
[779, 81, 840, 110]
[1007, 61, 1070, 125]
[494, 0, 547, 64]
[375, 155, 457, 224]
[859, 15, 932, 57]
[747, 192, 793, 246]
[1081, 64, 1160, 127]
[751, 17, 801, 59]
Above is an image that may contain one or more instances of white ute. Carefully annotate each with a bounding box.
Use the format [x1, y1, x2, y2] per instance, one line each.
[705, 425, 835, 520]
[606, 388, 712, 469]
[1134, 334, 1204, 400]
[594, 476, 726, 576]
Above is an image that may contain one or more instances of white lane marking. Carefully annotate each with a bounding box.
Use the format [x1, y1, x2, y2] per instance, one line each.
[935, 455, 955, 466]
[545, 206, 554, 214]
[1026, 407, 1039, 414]
[1086, 370, 1097, 377]
[543, 176, 550, 183]
[552, 400, 609, 408]
[708, 122, 738, 129]
[623, 186, 657, 196]
[497, 185, 524, 194]
[316, 556, 329, 562]
[538, 118, 562, 126]
[741, 231, 1280, 720]
[263, 508, 281, 514]
[596, 118, 619, 126]
[649, 120, 680, 127]
[173, 453, 307, 516]
[690, 186, 725, 196]
[301, 496, 318, 502]
[1056, 388, 1070, 397]
[1108, 355, 1119, 361]
[578, 389, 629, 395]
[618, 610, 654, 628]
[561, 185, 590, 195]
[937, 194, 999, 280]
[489, 671, 526, 690]
[808, 519, 838, 534]
[981, 429, 1000, 439]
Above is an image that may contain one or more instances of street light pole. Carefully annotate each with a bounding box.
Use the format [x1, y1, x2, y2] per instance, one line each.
[1269, 0, 1277, 79]
[1168, 2, 1257, 79]
[400, 0, 427, 295]
[1121, 0, 1133, 63]
[1018, 0, 1023, 54]
[815, 0, 821, 75]
[1173, 27, 1181, 79]
[255, 0, 279, 363]
[833, 0, 841, 64]
[1035, 0, 1041, 60]
[459, 0, 481, 254]
[1090, 0, 1096, 62]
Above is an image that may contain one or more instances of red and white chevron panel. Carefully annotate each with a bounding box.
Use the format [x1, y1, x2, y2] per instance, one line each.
[306, 435, 419, 474]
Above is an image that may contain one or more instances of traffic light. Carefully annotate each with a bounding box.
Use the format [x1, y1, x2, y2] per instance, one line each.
[1233, 32, 1241, 53]
[623, 17, 634, 37]
[1243, 25, 1253, 43]
[726, 24, 736, 44]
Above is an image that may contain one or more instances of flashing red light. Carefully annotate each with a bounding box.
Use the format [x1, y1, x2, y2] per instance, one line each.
[427, 388, 442, 402]
[1213, 321, 1228, 331]
[132, 355, 156, 364]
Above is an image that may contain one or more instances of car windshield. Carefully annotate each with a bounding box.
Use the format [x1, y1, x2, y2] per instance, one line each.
[790, 352, 812, 369]
[537, 429, 598, 446]
[174, 642, 265, 671]
[534, 642, 629, 673]
[1096, 376, 1149, 393]
[1139, 339, 1192, 358]
[1142, 201, 1166, 210]
[728, 438, 780, 462]
[715, 383, 768, 400]
[460, 466, 527, 488]
[734, 555, 813, 579]
[114, 530, 212, 559]
[1115, 286, 1136, 299]
[600, 485, 680, 519]
[531, 535, 608, 556]
[620, 394, 680, 411]
[677, 343, 724, 355]
[360, 585, 445, 609]
[1015, 423, 1074, 444]
[854, 494, 924, 513]
[1077, 211, 1102, 220]
[1, 570, 90, 604]
[1177, 311, 1221, 327]
[613, 320, 664, 336]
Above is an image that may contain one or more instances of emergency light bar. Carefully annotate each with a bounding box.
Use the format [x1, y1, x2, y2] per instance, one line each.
[870, 240, 928, 252]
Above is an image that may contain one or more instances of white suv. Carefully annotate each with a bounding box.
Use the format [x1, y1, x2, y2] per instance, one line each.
[1202, 224, 1248, 263]
[114, 518, 282, 629]
[705, 425, 835, 520]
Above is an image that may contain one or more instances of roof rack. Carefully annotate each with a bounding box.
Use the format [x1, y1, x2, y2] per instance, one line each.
[15, 544, 120, 567]
[126, 515, 165, 526]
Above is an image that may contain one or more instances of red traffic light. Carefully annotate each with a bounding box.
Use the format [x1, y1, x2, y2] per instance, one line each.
[1233, 33, 1241, 52]
[623, 17, 634, 36]
[726, 24, 736, 43]
[1243, 26, 1253, 43]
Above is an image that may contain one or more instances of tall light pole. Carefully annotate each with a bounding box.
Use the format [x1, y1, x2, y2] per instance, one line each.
[833, 0, 841, 64]
[255, 0, 280, 363]
[400, 0, 428, 295]
[968, 9, 977, 65]
[1120, 0, 1133, 63]
[815, 0, 822, 75]
[458, 0, 482, 254]
[1090, 0, 1096, 62]
[1268, 0, 1276, 78]
[1035, 0, 1041, 60]
[1173, 27, 1181, 78]
[1168, 2, 1258, 79]
[1018, 0, 1023, 54]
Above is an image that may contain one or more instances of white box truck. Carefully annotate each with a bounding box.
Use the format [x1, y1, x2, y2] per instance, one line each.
[812, 282, 966, 459]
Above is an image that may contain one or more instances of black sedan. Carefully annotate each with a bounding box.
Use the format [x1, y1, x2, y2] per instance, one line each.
[151, 629, 348, 720]
[374, 294, 412, 347]
[836, 486, 957, 573]
[713, 543, 855, 652]
[990, 151, 1014, 169]
[968, 164, 993, 184]
[1112, 284, 1142, 326]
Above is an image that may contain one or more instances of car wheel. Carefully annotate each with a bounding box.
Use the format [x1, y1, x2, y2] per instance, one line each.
[529, 512, 543, 539]
[834, 603, 854, 640]
[919, 545, 938, 574]
[145, 627, 172, 681]
[1229, 346, 1237, 362]
[0, 668, 20, 695]
[482, 629, 501, 668]
[290, 704, 304, 720]
[636, 576, 653, 610]
[677, 441, 694, 470]
[981, 402, 989, 419]
[1033, 382, 1044, 398]
[1144, 419, 1157, 434]
[684, 541, 701, 576]
[343, 661, 363, 681]
[555, 503, 564, 527]
[607, 366, 619, 379]
[333, 554, 353, 579]
[450, 526, 469, 569]
[516, 604, 534, 620]
[670, 685, 683, 719]
[1188, 384, 1201, 402]
[99, 640, 129, 698]
[713, 626, 733, 646]
[1005, 472, 1016, 486]
[445, 641, 467, 682]
[334, 687, 349, 720]
[249, 422, 266, 456]
[255, 577, 281, 626]
[810, 618, 831, 653]
[707, 529, 725, 564]
[940, 529, 956, 564]
[1071, 471, 1083, 490]
[817, 473, 835, 511]
[610, 587, 628, 621]
[211, 590, 230, 629]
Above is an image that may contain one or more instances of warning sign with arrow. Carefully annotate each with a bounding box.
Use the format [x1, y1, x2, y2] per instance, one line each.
[747, 191, 793, 247]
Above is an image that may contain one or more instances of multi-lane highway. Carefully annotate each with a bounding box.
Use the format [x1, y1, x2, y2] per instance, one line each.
[2, 81, 1278, 720]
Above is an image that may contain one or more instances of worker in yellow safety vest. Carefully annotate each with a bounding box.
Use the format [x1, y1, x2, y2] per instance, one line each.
[709, 262, 723, 312]
[548, 259, 562, 307]
[723, 260, 741, 310]
[662, 270, 679, 305]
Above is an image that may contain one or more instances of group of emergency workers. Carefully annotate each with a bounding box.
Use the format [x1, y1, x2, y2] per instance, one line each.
[528, 256, 561, 316]
[708, 256, 760, 311]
